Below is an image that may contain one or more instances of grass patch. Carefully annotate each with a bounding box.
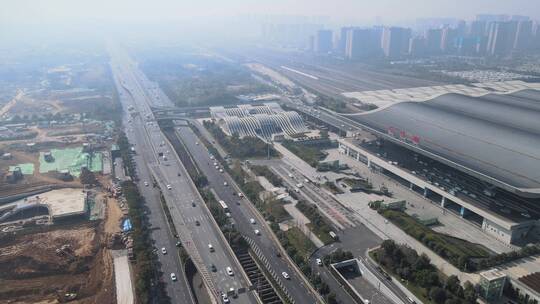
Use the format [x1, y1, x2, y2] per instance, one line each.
[306, 223, 335, 245]
[369, 249, 434, 304]
[285, 227, 316, 258]
[370, 241, 478, 304]
[281, 140, 329, 167]
[381, 209, 490, 270]
[250, 165, 284, 187]
[296, 201, 335, 245]
[259, 199, 291, 223]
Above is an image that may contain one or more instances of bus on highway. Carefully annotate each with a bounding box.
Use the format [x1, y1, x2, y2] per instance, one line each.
[218, 200, 229, 212]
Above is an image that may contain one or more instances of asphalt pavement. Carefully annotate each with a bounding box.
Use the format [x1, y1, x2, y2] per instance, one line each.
[175, 124, 321, 304]
[112, 62, 194, 304]
[109, 45, 256, 304]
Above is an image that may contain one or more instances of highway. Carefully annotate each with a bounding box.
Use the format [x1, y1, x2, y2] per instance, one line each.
[112, 59, 193, 304]
[175, 123, 322, 304]
[109, 45, 257, 304]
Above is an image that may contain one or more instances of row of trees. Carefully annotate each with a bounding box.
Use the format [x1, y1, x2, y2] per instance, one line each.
[203, 121, 279, 158]
[250, 165, 284, 187]
[117, 131, 137, 179]
[122, 181, 162, 303]
[476, 244, 540, 271]
[198, 188, 248, 250]
[225, 161, 339, 303]
[296, 200, 335, 244]
[322, 249, 354, 266]
[116, 132, 171, 303]
[374, 206, 540, 273]
[375, 209, 489, 272]
[374, 240, 477, 304]
[273, 226, 338, 304]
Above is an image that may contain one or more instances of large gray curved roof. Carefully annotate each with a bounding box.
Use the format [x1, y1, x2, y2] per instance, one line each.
[348, 89, 540, 195]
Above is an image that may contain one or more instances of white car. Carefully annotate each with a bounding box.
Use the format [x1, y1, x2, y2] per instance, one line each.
[161, 247, 167, 254]
[250, 218, 256, 224]
[282, 271, 290, 279]
[223, 181, 228, 186]
[210, 156, 215, 160]
[316, 258, 322, 266]
[238, 192, 243, 198]
[219, 169, 224, 173]
[254, 229, 260, 235]
[144, 181, 149, 187]
[166, 184, 172, 190]
[226, 266, 234, 276]
[208, 244, 214, 252]
[222, 293, 230, 303]
[196, 142, 199, 145]
[170, 273, 177, 281]
[213, 162, 218, 166]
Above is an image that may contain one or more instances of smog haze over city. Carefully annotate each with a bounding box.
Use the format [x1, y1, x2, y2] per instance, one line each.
[1, 1, 540, 304]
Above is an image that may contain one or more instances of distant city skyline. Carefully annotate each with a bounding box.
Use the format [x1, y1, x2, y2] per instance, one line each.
[2, 0, 540, 46]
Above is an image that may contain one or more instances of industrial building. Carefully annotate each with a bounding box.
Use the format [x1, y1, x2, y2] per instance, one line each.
[210, 103, 308, 139]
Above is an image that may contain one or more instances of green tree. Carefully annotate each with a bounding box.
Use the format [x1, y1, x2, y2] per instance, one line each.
[445, 275, 461, 294]
[430, 287, 447, 303]
[319, 282, 330, 295]
[326, 293, 338, 304]
[463, 281, 477, 304]
[414, 253, 432, 270]
[445, 298, 463, 304]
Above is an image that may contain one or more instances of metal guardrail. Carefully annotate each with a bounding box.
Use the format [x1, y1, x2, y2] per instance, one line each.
[185, 119, 326, 304]
[148, 165, 220, 304]
[117, 66, 220, 303]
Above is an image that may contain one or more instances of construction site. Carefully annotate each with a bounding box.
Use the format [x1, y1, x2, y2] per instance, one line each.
[0, 58, 134, 303]
[0, 127, 132, 303]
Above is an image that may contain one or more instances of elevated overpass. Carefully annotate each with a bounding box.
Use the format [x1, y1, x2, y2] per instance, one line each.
[151, 106, 210, 120]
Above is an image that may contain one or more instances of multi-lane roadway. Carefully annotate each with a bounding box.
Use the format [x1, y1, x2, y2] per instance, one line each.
[175, 123, 322, 304]
[109, 45, 256, 304]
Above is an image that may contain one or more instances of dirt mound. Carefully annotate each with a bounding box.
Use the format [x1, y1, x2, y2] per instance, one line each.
[0, 223, 114, 303]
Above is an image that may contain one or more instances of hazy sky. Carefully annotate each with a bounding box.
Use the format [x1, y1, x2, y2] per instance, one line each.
[2, 0, 539, 25]
[1, 0, 539, 46]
